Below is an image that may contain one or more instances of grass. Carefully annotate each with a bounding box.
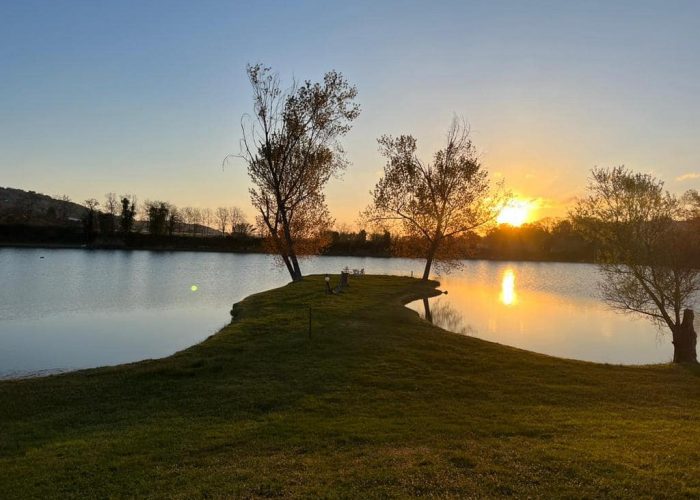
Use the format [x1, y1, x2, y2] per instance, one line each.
[1, 274, 699, 498]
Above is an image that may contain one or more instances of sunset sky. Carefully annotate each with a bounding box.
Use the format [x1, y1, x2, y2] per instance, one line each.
[1, 0, 699, 227]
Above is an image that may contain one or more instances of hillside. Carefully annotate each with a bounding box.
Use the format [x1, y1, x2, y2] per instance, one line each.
[0, 187, 222, 237]
[0, 187, 87, 226]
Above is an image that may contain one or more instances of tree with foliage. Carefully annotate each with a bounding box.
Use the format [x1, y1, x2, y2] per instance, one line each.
[145, 201, 170, 236]
[120, 196, 136, 234]
[572, 166, 698, 363]
[364, 119, 506, 279]
[232, 64, 360, 281]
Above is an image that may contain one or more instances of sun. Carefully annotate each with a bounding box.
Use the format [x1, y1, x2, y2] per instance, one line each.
[497, 199, 532, 227]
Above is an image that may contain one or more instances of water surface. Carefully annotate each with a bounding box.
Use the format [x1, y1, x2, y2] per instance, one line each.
[407, 261, 680, 365]
[0, 249, 417, 377]
[0, 249, 682, 377]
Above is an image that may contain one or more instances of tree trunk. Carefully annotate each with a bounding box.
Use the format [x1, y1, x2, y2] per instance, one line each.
[422, 255, 433, 280]
[672, 309, 697, 363]
[280, 253, 296, 281]
[278, 204, 303, 282]
[422, 241, 439, 280]
[422, 297, 433, 323]
[288, 253, 303, 281]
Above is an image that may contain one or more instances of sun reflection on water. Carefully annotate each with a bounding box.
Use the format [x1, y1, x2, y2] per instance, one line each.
[499, 269, 517, 306]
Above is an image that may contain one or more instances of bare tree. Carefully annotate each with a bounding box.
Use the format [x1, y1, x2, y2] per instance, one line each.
[168, 205, 180, 236]
[181, 207, 194, 235]
[572, 166, 698, 363]
[229, 207, 253, 236]
[229, 206, 245, 227]
[104, 193, 118, 217]
[192, 208, 202, 236]
[215, 207, 229, 235]
[202, 208, 213, 236]
[101, 193, 118, 234]
[83, 198, 100, 240]
[231, 64, 360, 281]
[54, 194, 72, 220]
[685, 189, 700, 219]
[364, 118, 507, 280]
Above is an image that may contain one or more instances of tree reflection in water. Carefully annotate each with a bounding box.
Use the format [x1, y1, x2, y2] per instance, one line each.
[421, 297, 476, 336]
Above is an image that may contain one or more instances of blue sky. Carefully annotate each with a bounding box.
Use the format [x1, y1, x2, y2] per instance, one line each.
[1, 0, 699, 224]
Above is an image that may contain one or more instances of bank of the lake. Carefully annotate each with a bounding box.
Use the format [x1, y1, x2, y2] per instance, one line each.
[1, 275, 699, 498]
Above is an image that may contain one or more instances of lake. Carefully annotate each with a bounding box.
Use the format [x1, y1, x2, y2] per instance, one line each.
[0, 248, 678, 377]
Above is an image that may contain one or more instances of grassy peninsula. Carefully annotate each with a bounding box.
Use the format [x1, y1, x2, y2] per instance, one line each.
[1, 275, 699, 498]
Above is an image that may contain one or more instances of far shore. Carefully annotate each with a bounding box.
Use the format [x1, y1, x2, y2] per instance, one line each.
[0, 241, 597, 265]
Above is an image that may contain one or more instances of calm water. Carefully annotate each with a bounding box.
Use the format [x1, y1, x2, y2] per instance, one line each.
[406, 262, 685, 365]
[0, 249, 680, 377]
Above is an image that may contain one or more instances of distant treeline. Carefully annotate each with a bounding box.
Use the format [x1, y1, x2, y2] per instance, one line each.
[0, 186, 673, 263]
[0, 218, 595, 262]
[1, 185, 595, 260]
[1, 218, 593, 262]
[322, 219, 595, 262]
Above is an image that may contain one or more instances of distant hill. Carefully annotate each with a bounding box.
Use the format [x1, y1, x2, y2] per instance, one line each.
[0, 187, 87, 226]
[0, 187, 223, 236]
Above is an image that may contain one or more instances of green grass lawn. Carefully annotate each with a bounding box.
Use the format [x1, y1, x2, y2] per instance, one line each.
[1, 275, 699, 498]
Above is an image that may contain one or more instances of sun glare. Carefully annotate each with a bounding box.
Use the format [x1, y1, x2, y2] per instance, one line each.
[497, 200, 532, 227]
[499, 269, 517, 306]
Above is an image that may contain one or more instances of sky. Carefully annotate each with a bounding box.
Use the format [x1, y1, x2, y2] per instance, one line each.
[1, 0, 699, 227]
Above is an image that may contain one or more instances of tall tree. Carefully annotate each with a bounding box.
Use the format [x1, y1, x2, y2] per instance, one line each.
[202, 208, 213, 237]
[145, 200, 170, 236]
[168, 205, 179, 236]
[215, 207, 229, 235]
[572, 166, 698, 363]
[364, 119, 506, 279]
[83, 198, 100, 241]
[104, 193, 118, 215]
[120, 195, 136, 234]
[233, 64, 360, 281]
[229, 207, 252, 236]
[103, 193, 118, 234]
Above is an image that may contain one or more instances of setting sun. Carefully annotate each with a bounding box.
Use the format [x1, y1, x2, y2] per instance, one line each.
[497, 200, 533, 227]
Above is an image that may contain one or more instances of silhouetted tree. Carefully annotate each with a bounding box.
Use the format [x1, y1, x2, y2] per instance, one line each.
[572, 166, 698, 363]
[229, 207, 246, 229]
[120, 196, 136, 234]
[364, 119, 506, 279]
[215, 207, 229, 235]
[83, 198, 100, 241]
[192, 208, 202, 236]
[233, 63, 360, 281]
[202, 207, 213, 236]
[54, 195, 72, 220]
[168, 206, 179, 236]
[685, 189, 700, 220]
[97, 193, 117, 234]
[145, 200, 170, 236]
